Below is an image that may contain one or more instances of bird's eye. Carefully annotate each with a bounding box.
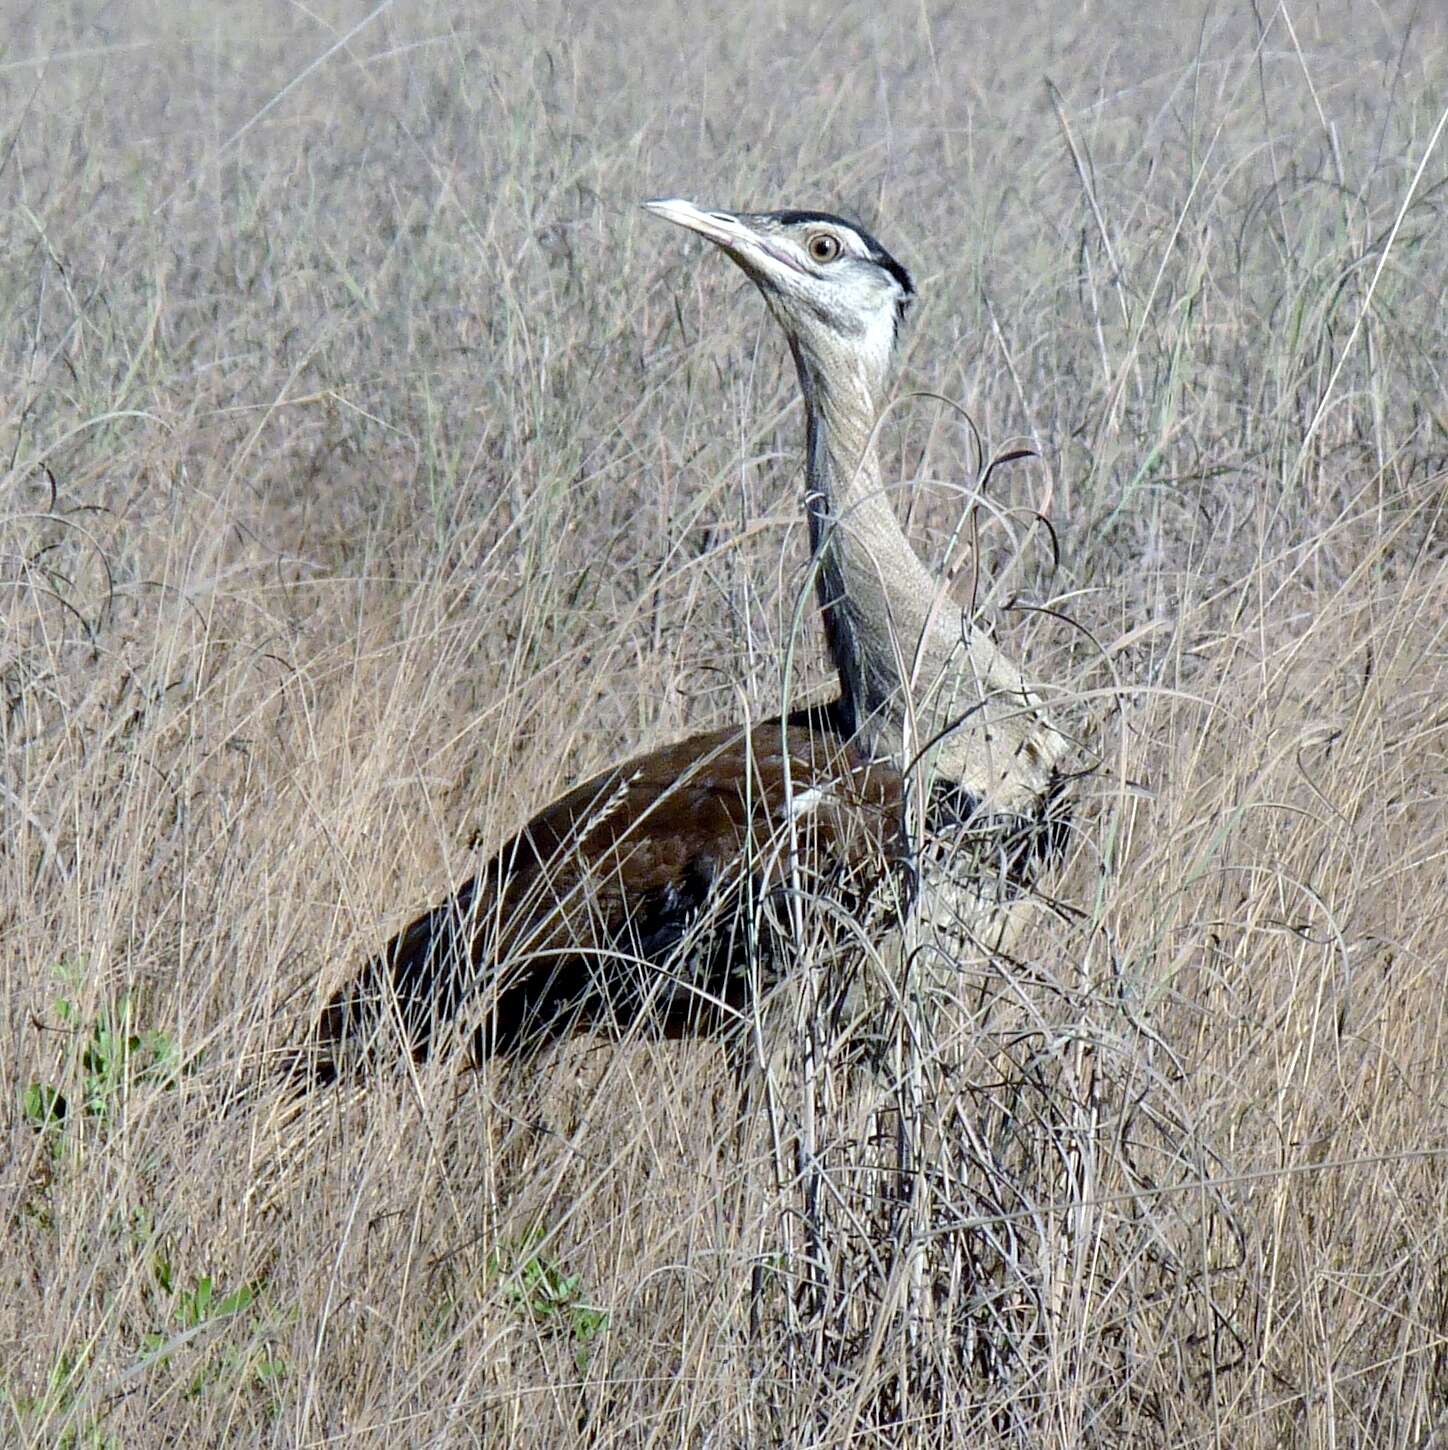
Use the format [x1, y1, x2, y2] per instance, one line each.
[807, 233, 842, 263]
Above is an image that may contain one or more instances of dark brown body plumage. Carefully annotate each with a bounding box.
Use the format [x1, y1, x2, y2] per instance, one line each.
[303, 703, 908, 1084]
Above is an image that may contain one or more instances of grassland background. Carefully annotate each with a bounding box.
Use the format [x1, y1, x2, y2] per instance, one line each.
[3, 0, 1446, 1444]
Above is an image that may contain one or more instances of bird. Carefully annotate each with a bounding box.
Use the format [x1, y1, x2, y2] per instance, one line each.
[296, 201, 1069, 1087]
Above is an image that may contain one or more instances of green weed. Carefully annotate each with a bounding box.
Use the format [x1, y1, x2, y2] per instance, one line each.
[491, 1233, 609, 1370]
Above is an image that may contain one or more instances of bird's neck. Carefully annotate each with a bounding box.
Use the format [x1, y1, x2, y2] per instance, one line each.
[791, 336, 934, 733]
[789, 336, 1065, 809]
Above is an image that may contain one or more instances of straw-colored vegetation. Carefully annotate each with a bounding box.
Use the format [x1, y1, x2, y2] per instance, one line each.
[3, 1, 1445, 1444]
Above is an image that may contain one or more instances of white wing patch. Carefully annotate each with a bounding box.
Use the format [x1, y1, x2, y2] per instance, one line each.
[784, 787, 827, 820]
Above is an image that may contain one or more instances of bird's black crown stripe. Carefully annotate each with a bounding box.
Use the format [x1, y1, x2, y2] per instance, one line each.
[765, 209, 915, 298]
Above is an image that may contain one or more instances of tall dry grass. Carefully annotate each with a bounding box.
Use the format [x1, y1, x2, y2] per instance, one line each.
[3, 0, 1445, 1444]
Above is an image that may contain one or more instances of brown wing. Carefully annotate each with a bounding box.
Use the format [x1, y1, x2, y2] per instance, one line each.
[301, 704, 906, 1084]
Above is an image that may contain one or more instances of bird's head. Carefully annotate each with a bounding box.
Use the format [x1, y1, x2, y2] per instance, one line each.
[643, 199, 915, 391]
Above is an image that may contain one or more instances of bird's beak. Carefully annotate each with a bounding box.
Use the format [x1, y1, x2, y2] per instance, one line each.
[642, 198, 752, 249]
[642, 198, 808, 279]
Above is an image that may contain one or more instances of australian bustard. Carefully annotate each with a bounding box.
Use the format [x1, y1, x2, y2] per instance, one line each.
[297, 202, 1068, 1086]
